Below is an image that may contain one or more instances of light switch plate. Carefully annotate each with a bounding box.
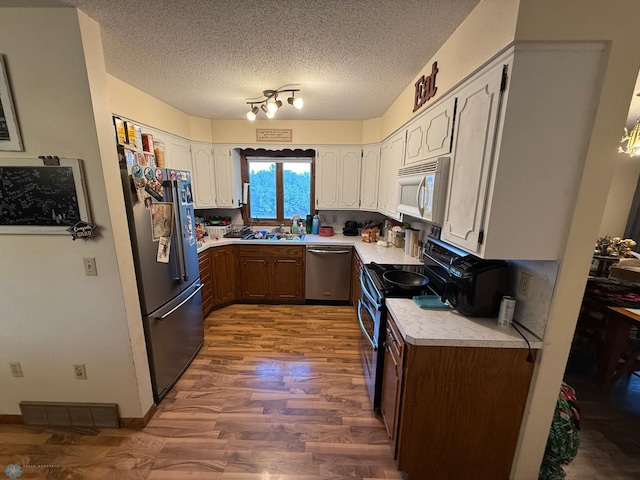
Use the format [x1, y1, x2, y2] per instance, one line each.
[83, 257, 97, 276]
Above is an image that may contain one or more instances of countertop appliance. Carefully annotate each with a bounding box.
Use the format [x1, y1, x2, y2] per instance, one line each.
[121, 165, 204, 402]
[422, 236, 510, 317]
[305, 245, 352, 301]
[358, 262, 435, 410]
[396, 157, 449, 224]
[343, 220, 359, 236]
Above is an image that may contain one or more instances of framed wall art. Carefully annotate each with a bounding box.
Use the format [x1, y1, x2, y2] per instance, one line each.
[0, 55, 23, 151]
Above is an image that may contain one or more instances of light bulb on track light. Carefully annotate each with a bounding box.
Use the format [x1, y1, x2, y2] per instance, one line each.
[287, 93, 303, 109]
[246, 105, 259, 121]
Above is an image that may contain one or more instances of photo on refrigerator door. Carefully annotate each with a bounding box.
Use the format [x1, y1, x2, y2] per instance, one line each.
[151, 202, 173, 241]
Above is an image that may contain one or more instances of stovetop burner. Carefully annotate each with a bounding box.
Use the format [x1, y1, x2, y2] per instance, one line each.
[365, 262, 436, 299]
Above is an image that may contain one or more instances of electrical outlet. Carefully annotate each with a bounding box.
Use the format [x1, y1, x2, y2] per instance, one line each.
[331, 214, 338, 224]
[83, 257, 97, 276]
[73, 364, 87, 379]
[518, 272, 533, 298]
[9, 362, 23, 377]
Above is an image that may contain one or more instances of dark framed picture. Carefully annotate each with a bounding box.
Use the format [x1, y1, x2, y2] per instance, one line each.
[0, 55, 23, 151]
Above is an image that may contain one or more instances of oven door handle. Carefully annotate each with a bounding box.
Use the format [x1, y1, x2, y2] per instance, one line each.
[359, 268, 382, 309]
[357, 299, 378, 351]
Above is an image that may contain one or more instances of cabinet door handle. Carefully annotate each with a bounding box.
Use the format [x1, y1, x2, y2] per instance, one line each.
[273, 259, 278, 264]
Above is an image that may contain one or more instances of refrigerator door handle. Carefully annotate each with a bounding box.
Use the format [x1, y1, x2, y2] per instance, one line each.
[170, 179, 188, 284]
[157, 283, 204, 319]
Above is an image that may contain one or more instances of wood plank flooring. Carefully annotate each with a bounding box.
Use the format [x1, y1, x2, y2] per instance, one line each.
[0, 305, 402, 479]
[563, 334, 640, 479]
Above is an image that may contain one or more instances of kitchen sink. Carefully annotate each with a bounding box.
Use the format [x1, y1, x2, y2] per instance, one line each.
[241, 232, 306, 241]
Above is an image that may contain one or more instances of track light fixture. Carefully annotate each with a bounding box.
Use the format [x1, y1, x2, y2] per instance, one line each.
[245, 87, 303, 120]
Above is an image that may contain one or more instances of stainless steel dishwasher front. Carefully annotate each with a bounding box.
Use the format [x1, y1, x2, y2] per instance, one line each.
[305, 245, 353, 301]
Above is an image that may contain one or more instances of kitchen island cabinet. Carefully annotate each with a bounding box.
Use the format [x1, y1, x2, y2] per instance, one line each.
[237, 246, 304, 302]
[382, 310, 537, 480]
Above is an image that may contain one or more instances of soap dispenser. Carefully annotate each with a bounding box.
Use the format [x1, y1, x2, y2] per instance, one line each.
[312, 214, 320, 235]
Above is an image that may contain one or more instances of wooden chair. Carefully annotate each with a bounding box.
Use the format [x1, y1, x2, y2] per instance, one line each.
[612, 337, 640, 383]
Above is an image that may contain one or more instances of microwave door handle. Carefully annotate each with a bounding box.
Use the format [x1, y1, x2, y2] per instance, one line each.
[417, 176, 426, 218]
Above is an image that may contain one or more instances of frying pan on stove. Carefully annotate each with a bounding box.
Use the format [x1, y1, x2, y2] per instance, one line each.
[382, 270, 429, 293]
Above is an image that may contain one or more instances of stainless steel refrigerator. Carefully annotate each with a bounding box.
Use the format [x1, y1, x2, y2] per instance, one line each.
[121, 165, 203, 402]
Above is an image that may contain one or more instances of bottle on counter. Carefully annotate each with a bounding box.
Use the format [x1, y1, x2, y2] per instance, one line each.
[312, 214, 320, 235]
[306, 214, 313, 234]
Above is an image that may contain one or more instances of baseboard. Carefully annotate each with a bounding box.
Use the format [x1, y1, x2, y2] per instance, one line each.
[1, 403, 157, 429]
[119, 403, 157, 428]
[0, 415, 24, 424]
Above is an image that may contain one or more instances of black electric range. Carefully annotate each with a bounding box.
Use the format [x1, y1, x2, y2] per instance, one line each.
[363, 262, 437, 300]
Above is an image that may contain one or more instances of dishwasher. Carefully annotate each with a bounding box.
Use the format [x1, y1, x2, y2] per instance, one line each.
[305, 245, 353, 301]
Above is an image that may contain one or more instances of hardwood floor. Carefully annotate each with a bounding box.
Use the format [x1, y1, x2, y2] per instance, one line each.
[0, 305, 401, 479]
[563, 335, 640, 480]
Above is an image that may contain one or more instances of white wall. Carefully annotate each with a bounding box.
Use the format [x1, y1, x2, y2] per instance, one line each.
[509, 1, 640, 478]
[0, 9, 152, 418]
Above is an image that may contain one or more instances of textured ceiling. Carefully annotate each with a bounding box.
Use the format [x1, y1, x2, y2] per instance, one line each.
[0, 0, 481, 121]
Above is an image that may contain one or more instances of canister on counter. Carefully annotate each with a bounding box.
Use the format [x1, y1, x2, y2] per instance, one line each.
[497, 296, 516, 327]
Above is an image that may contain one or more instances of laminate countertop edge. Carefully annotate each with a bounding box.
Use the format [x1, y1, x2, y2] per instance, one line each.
[386, 298, 544, 349]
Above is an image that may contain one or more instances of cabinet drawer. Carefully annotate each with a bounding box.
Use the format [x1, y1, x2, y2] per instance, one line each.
[386, 313, 405, 364]
[198, 251, 211, 267]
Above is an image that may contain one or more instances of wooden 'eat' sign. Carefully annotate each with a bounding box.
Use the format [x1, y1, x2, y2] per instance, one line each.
[413, 62, 439, 112]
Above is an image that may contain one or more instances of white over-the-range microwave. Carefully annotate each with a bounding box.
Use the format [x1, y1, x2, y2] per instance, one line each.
[396, 157, 449, 224]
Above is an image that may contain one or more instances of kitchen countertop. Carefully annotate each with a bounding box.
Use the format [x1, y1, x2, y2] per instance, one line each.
[198, 233, 541, 350]
[386, 298, 543, 349]
[197, 233, 422, 265]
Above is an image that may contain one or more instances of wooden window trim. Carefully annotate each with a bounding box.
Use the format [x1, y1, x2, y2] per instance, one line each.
[240, 148, 316, 226]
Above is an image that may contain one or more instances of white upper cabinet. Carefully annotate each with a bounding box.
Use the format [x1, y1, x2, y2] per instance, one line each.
[405, 96, 456, 166]
[191, 142, 216, 208]
[316, 148, 340, 209]
[377, 132, 404, 220]
[360, 145, 380, 211]
[165, 137, 192, 172]
[316, 146, 362, 210]
[442, 43, 606, 260]
[441, 60, 504, 254]
[339, 148, 362, 209]
[213, 146, 242, 208]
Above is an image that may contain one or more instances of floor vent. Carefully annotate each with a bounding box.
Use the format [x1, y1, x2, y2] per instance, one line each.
[19, 401, 120, 428]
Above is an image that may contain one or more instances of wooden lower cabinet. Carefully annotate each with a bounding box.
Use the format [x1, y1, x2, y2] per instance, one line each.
[237, 246, 304, 302]
[383, 313, 536, 480]
[210, 246, 236, 306]
[198, 250, 214, 315]
[380, 312, 404, 458]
